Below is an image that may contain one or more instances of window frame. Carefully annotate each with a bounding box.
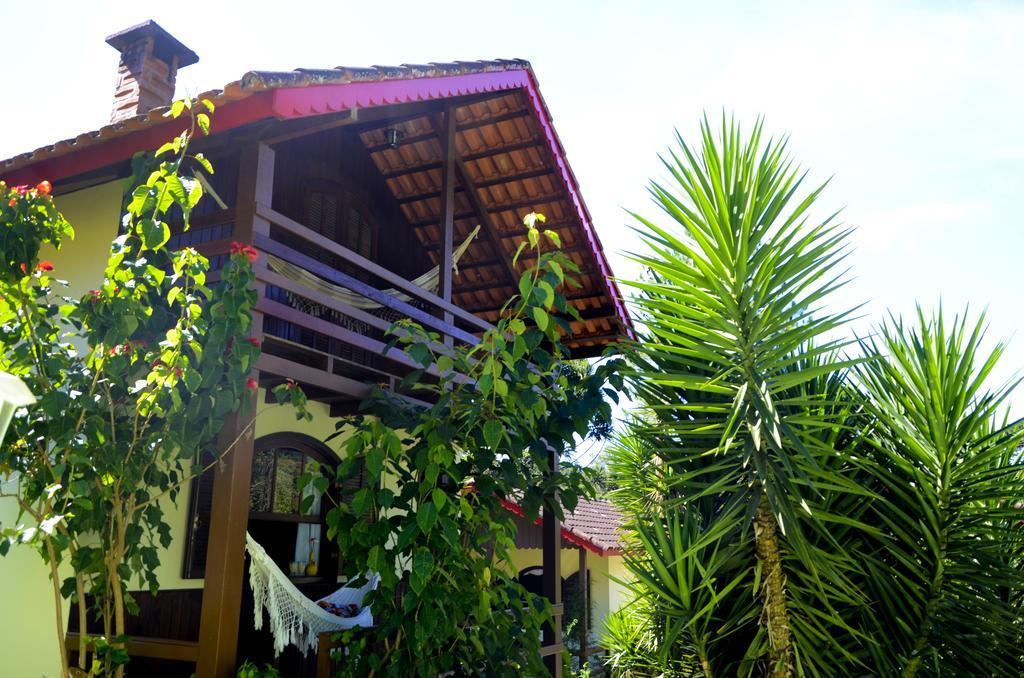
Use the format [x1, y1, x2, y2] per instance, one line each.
[247, 432, 337, 523]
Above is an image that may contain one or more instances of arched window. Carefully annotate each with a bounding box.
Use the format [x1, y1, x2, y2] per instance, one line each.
[246, 433, 350, 582]
[181, 433, 364, 581]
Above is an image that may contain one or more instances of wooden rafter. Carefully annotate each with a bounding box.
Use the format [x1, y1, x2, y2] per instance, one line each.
[380, 139, 541, 179]
[364, 107, 531, 153]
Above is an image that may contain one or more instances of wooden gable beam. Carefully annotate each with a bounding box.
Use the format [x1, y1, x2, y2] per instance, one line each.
[395, 167, 555, 206]
[438, 106, 457, 347]
[429, 113, 519, 290]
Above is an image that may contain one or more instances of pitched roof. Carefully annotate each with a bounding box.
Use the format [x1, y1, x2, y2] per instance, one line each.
[0, 59, 532, 175]
[504, 497, 626, 556]
[0, 59, 633, 350]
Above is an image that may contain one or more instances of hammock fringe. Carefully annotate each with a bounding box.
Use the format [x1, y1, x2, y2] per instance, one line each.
[246, 532, 379, 656]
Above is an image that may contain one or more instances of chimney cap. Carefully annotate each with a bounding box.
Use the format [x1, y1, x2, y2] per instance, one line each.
[105, 20, 199, 68]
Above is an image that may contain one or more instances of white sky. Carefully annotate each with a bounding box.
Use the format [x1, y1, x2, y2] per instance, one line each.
[2, 0, 1021, 416]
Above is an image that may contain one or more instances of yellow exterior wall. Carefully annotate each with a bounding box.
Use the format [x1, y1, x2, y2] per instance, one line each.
[0, 181, 123, 678]
[44, 181, 123, 297]
[0, 477, 70, 678]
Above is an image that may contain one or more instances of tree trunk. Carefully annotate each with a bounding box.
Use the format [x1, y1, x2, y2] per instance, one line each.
[754, 496, 793, 678]
[43, 537, 70, 678]
[76, 574, 88, 671]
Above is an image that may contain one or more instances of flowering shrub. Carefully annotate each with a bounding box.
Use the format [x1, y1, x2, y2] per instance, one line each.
[0, 100, 307, 677]
[0, 180, 71, 282]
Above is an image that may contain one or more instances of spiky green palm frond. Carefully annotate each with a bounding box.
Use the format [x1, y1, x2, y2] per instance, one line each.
[621, 115, 874, 676]
[855, 308, 1024, 676]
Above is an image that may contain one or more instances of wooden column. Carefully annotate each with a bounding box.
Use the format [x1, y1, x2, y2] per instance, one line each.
[437, 106, 457, 346]
[578, 546, 588, 668]
[542, 446, 563, 678]
[196, 142, 274, 678]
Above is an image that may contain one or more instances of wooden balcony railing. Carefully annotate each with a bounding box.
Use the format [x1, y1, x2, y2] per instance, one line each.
[186, 205, 491, 407]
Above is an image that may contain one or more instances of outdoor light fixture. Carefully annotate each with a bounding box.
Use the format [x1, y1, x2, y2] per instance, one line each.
[0, 371, 34, 445]
[384, 127, 405, 149]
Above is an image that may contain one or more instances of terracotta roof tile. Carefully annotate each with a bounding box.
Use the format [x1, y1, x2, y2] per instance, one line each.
[505, 496, 626, 555]
[562, 498, 626, 555]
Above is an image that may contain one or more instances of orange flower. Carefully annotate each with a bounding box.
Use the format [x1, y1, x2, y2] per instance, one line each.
[36, 181, 51, 196]
[36, 261, 54, 272]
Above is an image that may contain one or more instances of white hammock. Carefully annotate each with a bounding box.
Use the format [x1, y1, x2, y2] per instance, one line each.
[265, 225, 481, 311]
[246, 532, 379, 656]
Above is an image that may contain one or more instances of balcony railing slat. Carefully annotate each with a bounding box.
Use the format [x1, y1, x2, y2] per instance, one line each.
[255, 204, 492, 333]
[258, 267, 479, 366]
[254, 233, 482, 347]
[257, 298, 474, 386]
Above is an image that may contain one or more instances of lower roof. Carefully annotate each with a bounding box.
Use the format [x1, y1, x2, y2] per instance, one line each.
[503, 497, 625, 556]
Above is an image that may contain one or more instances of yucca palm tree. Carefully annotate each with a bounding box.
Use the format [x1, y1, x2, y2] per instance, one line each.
[621, 115, 870, 676]
[855, 309, 1024, 675]
[610, 115, 1024, 677]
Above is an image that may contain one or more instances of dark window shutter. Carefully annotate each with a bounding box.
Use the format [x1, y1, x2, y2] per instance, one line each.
[181, 454, 217, 579]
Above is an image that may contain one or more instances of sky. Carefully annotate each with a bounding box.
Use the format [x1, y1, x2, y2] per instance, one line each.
[1, 0, 1022, 416]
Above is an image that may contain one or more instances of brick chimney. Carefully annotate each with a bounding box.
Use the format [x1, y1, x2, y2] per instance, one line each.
[106, 20, 198, 123]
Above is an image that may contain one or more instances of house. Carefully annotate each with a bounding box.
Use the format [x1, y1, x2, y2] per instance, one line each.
[0, 20, 631, 678]
[507, 497, 629, 667]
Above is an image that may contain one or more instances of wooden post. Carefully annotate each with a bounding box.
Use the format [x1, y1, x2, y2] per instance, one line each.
[578, 546, 588, 668]
[438, 106, 457, 347]
[542, 445, 563, 678]
[196, 142, 274, 678]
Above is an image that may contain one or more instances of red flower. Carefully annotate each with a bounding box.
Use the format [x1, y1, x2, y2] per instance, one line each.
[230, 241, 258, 263]
[36, 181, 51, 196]
[285, 378, 298, 390]
[13, 185, 28, 194]
[246, 377, 258, 390]
[7, 199, 15, 207]
[245, 337, 260, 347]
[19, 263, 27, 274]
[36, 261, 54, 272]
